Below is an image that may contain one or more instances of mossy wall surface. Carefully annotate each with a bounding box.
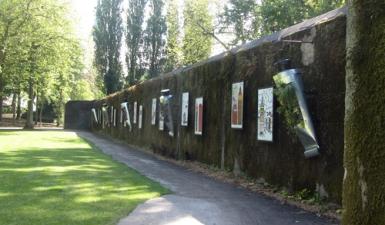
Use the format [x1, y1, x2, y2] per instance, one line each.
[342, 1, 385, 224]
[64, 101, 95, 130]
[67, 9, 347, 204]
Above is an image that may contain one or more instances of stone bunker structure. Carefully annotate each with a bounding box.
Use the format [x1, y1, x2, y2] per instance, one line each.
[65, 7, 347, 204]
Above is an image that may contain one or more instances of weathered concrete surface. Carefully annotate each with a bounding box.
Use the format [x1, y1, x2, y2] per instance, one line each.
[77, 131, 338, 225]
[64, 101, 94, 130]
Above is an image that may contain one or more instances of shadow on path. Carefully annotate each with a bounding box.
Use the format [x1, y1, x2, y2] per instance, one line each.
[77, 131, 339, 225]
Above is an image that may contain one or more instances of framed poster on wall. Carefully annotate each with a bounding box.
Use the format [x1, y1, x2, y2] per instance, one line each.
[159, 104, 164, 130]
[133, 102, 137, 124]
[120, 102, 132, 130]
[194, 97, 203, 135]
[91, 108, 98, 123]
[181, 92, 189, 126]
[138, 105, 143, 129]
[257, 87, 274, 141]
[151, 98, 157, 125]
[231, 82, 244, 129]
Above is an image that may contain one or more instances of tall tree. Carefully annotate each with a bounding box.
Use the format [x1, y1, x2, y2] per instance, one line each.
[342, 0, 385, 224]
[126, 0, 147, 85]
[23, 0, 82, 128]
[182, 0, 213, 65]
[164, 0, 181, 72]
[144, 0, 167, 78]
[0, 0, 34, 121]
[259, 0, 345, 35]
[219, 0, 260, 46]
[93, 0, 123, 95]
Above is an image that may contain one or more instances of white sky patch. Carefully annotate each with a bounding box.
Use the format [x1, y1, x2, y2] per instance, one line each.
[67, 0, 97, 42]
[67, 0, 97, 70]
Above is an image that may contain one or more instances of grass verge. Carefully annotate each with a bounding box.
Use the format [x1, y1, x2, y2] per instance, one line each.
[0, 130, 169, 225]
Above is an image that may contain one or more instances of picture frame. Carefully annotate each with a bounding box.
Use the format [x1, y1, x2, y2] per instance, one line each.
[181, 92, 189, 126]
[257, 87, 274, 142]
[231, 82, 244, 129]
[194, 97, 203, 135]
[151, 98, 157, 125]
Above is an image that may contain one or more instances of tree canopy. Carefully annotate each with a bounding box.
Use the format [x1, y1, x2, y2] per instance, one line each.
[93, 0, 124, 95]
[0, 0, 95, 127]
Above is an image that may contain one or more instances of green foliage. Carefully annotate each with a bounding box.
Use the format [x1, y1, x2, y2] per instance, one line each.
[93, 0, 124, 95]
[0, 0, 89, 127]
[126, 0, 147, 85]
[280, 188, 323, 205]
[182, 0, 213, 65]
[219, 0, 261, 45]
[70, 80, 95, 101]
[164, 0, 182, 72]
[260, 0, 345, 35]
[144, 0, 167, 78]
[273, 78, 302, 135]
[0, 130, 169, 225]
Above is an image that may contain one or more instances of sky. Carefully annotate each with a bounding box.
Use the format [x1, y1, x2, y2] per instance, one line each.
[68, 0, 97, 43]
[67, 0, 98, 70]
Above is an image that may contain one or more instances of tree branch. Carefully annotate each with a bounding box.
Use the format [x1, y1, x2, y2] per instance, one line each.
[195, 20, 231, 52]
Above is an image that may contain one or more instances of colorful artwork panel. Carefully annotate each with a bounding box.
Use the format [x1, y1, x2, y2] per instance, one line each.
[231, 82, 244, 129]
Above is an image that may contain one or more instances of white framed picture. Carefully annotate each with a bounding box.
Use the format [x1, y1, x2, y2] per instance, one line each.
[231, 82, 244, 129]
[151, 98, 157, 125]
[138, 105, 143, 129]
[194, 97, 203, 135]
[257, 87, 274, 142]
[120, 102, 132, 130]
[181, 92, 189, 126]
[91, 108, 98, 123]
[133, 101, 137, 124]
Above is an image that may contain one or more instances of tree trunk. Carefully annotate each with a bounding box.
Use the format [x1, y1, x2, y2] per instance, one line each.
[25, 78, 34, 129]
[16, 91, 21, 119]
[11, 92, 16, 120]
[342, 1, 385, 225]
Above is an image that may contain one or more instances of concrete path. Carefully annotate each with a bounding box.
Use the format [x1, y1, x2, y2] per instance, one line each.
[77, 131, 339, 225]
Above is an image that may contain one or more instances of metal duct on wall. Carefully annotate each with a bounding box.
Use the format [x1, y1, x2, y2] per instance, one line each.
[273, 60, 320, 158]
[160, 89, 174, 137]
[120, 102, 132, 131]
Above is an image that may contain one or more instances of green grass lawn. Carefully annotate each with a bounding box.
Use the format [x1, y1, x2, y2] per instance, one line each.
[0, 130, 169, 225]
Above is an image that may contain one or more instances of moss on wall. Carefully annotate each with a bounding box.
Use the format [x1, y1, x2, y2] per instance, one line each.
[68, 10, 348, 204]
[342, 1, 385, 224]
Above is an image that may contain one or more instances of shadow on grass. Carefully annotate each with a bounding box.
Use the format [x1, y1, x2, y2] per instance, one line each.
[0, 144, 168, 225]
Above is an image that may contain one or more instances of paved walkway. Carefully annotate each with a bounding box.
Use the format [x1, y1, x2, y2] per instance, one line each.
[77, 131, 339, 225]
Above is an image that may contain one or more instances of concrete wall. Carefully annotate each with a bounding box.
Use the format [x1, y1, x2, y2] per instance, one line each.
[64, 101, 94, 130]
[66, 8, 347, 203]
